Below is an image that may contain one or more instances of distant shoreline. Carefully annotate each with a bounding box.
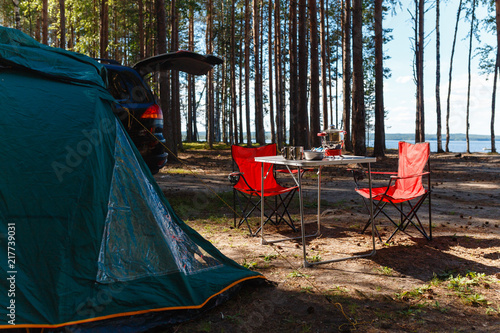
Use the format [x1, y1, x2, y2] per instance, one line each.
[368, 138, 498, 153]
[383, 133, 495, 141]
[184, 132, 496, 142]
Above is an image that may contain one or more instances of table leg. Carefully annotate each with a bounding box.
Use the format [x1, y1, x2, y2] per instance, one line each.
[303, 162, 376, 267]
[317, 166, 322, 234]
[261, 165, 317, 245]
[261, 162, 265, 245]
[369, 163, 376, 250]
[299, 165, 307, 267]
[303, 166, 323, 267]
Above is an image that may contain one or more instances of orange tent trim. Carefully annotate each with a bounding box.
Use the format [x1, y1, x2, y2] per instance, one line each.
[0, 275, 266, 329]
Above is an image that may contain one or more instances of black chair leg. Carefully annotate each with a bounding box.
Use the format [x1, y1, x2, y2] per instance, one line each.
[233, 189, 298, 236]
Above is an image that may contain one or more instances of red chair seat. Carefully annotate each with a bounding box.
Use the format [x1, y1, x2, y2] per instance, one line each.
[355, 186, 427, 203]
[230, 144, 299, 235]
[354, 141, 432, 242]
[234, 183, 298, 197]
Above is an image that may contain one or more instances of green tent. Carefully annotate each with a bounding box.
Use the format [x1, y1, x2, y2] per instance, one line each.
[0, 26, 263, 331]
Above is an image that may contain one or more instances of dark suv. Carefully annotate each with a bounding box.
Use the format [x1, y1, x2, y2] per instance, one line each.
[98, 51, 222, 174]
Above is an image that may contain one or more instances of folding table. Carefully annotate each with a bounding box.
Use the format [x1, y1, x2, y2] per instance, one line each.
[254, 155, 377, 267]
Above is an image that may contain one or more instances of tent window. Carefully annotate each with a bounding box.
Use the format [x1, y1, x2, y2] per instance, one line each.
[97, 121, 221, 283]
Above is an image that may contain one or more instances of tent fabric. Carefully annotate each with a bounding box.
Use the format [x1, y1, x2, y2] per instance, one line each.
[0, 26, 263, 331]
[0, 26, 107, 86]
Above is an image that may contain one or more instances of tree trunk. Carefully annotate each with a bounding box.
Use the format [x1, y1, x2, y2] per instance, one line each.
[231, 0, 238, 145]
[492, 66, 498, 153]
[466, 0, 477, 154]
[59, 0, 66, 49]
[268, 0, 275, 144]
[138, 0, 144, 59]
[42, 0, 48, 45]
[12, 0, 21, 30]
[146, 1, 152, 58]
[111, 2, 117, 59]
[171, 0, 182, 152]
[414, 0, 419, 142]
[157, 0, 174, 159]
[492, 0, 499, 153]
[309, 0, 321, 148]
[187, 5, 194, 142]
[446, 0, 463, 152]
[239, 45, 244, 144]
[289, 0, 298, 145]
[215, 70, 221, 143]
[331, 0, 337, 127]
[373, 0, 385, 157]
[320, 0, 328, 131]
[275, 0, 284, 148]
[419, 0, 425, 142]
[186, 76, 194, 142]
[342, 0, 352, 152]
[100, 0, 109, 59]
[220, 62, 226, 143]
[253, 0, 265, 145]
[207, 0, 215, 148]
[297, 0, 309, 148]
[351, 0, 365, 156]
[245, 0, 252, 146]
[436, 0, 443, 152]
[415, 0, 425, 143]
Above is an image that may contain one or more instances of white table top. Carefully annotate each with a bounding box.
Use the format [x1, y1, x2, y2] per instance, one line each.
[254, 155, 376, 167]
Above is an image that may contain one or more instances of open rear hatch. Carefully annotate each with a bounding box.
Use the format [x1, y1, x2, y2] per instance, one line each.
[133, 50, 223, 77]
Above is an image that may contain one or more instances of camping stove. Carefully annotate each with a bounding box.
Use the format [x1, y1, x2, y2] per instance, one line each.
[317, 125, 345, 157]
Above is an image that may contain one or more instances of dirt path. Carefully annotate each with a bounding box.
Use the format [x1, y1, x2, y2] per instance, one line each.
[155, 150, 500, 333]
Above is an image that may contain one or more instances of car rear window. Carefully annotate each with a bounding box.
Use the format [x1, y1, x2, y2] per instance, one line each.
[107, 69, 153, 104]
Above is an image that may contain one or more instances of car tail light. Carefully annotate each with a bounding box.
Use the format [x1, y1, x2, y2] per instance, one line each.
[141, 104, 163, 119]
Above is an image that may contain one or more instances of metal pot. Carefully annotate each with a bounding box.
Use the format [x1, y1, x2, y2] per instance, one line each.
[317, 125, 345, 157]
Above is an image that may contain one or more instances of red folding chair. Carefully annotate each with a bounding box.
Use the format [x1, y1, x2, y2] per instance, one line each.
[229, 144, 299, 236]
[354, 141, 432, 242]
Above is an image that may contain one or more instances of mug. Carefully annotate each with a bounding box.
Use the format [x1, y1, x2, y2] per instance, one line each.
[281, 146, 304, 160]
[281, 146, 293, 160]
[291, 146, 304, 160]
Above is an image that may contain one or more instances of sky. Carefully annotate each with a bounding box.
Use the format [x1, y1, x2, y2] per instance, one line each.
[382, 0, 499, 136]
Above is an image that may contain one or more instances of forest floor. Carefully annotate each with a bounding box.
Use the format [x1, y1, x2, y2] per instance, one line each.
[154, 147, 500, 333]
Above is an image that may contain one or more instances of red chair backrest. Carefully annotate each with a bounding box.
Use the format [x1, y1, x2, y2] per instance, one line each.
[393, 141, 429, 199]
[232, 144, 279, 191]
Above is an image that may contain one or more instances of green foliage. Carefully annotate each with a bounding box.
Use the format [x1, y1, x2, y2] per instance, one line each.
[308, 254, 322, 263]
[300, 286, 313, 293]
[432, 301, 449, 313]
[376, 266, 394, 276]
[262, 253, 277, 262]
[327, 285, 349, 294]
[477, 44, 495, 75]
[241, 259, 257, 270]
[444, 271, 490, 307]
[486, 305, 500, 315]
[397, 307, 423, 317]
[463, 293, 487, 306]
[395, 285, 432, 300]
[183, 142, 231, 150]
[287, 270, 310, 278]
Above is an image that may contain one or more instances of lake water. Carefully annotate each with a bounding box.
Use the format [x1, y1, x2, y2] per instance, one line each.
[368, 140, 498, 153]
